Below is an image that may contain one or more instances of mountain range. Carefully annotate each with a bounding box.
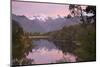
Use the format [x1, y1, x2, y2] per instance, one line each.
[12, 14, 81, 33]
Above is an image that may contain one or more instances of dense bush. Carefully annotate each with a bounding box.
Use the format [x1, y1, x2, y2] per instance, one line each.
[49, 24, 96, 61]
[12, 20, 34, 65]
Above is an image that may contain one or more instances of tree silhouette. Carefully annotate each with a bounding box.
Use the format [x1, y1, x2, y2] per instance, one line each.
[86, 6, 96, 25]
[69, 5, 85, 24]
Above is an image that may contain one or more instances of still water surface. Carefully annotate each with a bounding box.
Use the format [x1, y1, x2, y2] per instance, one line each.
[27, 39, 77, 64]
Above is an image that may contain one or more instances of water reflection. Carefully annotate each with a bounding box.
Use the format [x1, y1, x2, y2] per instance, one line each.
[27, 39, 77, 64]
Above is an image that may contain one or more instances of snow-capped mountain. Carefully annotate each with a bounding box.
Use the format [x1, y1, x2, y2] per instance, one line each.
[12, 14, 47, 32]
[12, 14, 81, 33]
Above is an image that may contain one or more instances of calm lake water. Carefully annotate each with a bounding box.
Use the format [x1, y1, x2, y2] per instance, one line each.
[27, 39, 77, 64]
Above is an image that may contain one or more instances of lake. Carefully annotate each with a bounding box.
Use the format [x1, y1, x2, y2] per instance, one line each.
[27, 39, 77, 64]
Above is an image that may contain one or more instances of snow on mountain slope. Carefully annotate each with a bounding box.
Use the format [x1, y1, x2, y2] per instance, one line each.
[12, 14, 81, 33]
[12, 14, 47, 32]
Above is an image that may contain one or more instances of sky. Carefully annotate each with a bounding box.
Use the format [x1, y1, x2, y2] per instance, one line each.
[12, 1, 70, 19]
[12, 1, 88, 20]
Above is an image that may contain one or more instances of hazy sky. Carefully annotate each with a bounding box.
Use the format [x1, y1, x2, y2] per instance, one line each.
[12, 1, 70, 19]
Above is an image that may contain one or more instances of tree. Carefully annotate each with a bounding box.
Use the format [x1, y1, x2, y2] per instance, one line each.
[85, 6, 96, 25]
[69, 5, 76, 16]
[12, 20, 34, 65]
[69, 5, 85, 24]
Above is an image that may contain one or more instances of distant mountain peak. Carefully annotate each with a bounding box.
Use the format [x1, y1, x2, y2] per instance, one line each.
[12, 14, 82, 33]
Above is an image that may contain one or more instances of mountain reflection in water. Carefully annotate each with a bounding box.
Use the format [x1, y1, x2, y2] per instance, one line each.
[27, 39, 77, 64]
